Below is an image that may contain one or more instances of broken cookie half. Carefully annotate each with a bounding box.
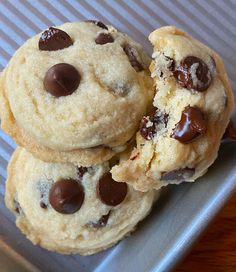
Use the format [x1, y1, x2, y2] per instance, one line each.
[111, 26, 234, 192]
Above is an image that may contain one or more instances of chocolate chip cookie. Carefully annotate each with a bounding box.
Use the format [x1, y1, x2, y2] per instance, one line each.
[0, 21, 153, 165]
[112, 26, 234, 192]
[5, 148, 157, 255]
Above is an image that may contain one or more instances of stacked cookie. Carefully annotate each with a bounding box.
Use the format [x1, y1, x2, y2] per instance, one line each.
[6, 148, 157, 255]
[0, 22, 234, 255]
[0, 21, 156, 255]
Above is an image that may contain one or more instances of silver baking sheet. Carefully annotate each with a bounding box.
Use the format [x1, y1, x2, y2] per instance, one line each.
[0, 1, 236, 271]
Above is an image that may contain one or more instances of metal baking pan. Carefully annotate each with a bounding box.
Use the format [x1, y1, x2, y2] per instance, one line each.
[0, 1, 235, 271]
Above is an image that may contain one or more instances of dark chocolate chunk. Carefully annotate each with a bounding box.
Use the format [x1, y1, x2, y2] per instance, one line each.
[49, 178, 84, 214]
[86, 20, 108, 30]
[89, 211, 111, 228]
[77, 166, 88, 179]
[173, 56, 212, 92]
[161, 168, 195, 181]
[140, 109, 169, 140]
[171, 106, 207, 143]
[223, 120, 236, 140]
[44, 63, 80, 97]
[97, 172, 127, 206]
[123, 44, 144, 72]
[39, 27, 73, 51]
[95, 33, 114, 44]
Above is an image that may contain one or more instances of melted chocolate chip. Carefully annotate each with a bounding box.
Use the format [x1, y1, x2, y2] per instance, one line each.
[86, 20, 108, 30]
[44, 63, 80, 97]
[89, 211, 111, 228]
[123, 44, 144, 72]
[161, 168, 195, 181]
[223, 120, 236, 140]
[171, 106, 207, 143]
[39, 27, 73, 51]
[97, 172, 127, 206]
[140, 109, 169, 140]
[95, 33, 114, 44]
[49, 179, 84, 214]
[77, 166, 88, 179]
[173, 56, 212, 92]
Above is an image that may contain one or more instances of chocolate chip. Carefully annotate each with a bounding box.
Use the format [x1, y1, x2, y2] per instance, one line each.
[123, 44, 144, 72]
[15, 207, 20, 214]
[89, 211, 111, 228]
[161, 168, 195, 181]
[223, 120, 236, 140]
[37, 181, 51, 209]
[44, 63, 80, 97]
[13, 199, 21, 214]
[39, 27, 73, 51]
[140, 109, 169, 140]
[49, 179, 84, 214]
[40, 201, 47, 209]
[130, 152, 139, 161]
[86, 20, 108, 30]
[95, 33, 114, 44]
[171, 106, 207, 143]
[77, 166, 88, 179]
[173, 56, 212, 92]
[97, 172, 127, 206]
[165, 55, 175, 71]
